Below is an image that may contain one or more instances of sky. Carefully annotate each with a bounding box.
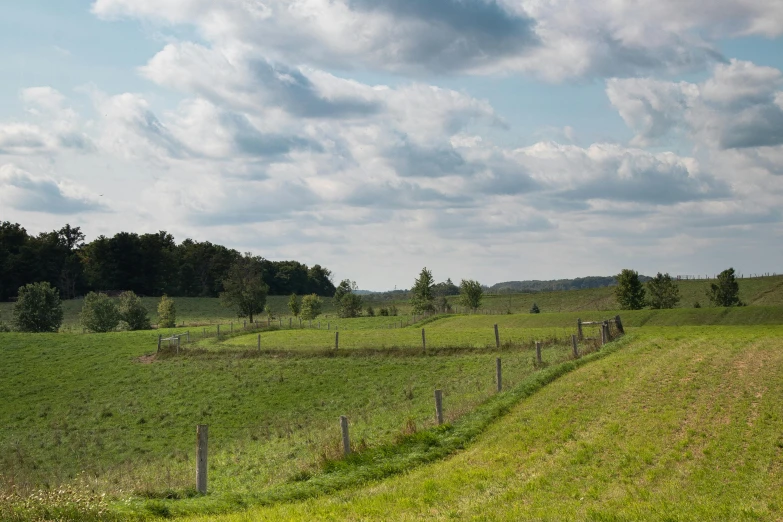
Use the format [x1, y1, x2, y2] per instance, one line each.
[1, 0, 782, 290]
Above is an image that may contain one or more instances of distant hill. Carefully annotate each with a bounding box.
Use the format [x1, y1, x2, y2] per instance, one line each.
[489, 275, 652, 294]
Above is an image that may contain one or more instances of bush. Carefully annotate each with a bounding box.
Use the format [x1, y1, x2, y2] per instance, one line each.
[118, 291, 151, 330]
[300, 294, 323, 320]
[693, 301, 701, 308]
[80, 292, 120, 333]
[379, 307, 389, 316]
[157, 295, 176, 328]
[530, 303, 540, 314]
[389, 304, 398, 316]
[12, 281, 64, 332]
[366, 305, 375, 317]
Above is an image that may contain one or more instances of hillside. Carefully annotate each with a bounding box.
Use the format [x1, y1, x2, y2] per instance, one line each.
[186, 325, 783, 521]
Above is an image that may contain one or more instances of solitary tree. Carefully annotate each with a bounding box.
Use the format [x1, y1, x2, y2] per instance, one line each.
[220, 253, 269, 323]
[333, 279, 363, 318]
[12, 281, 64, 332]
[410, 267, 435, 314]
[459, 279, 483, 311]
[530, 303, 541, 314]
[300, 294, 323, 320]
[157, 294, 177, 328]
[647, 273, 680, 309]
[80, 292, 121, 333]
[118, 291, 151, 330]
[615, 269, 646, 310]
[288, 293, 301, 317]
[707, 268, 742, 307]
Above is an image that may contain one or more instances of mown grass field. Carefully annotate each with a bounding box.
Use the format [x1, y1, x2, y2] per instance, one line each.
[185, 324, 783, 521]
[1, 277, 782, 521]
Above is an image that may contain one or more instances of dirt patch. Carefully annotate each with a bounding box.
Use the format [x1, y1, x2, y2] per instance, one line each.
[136, 354, 157, 364]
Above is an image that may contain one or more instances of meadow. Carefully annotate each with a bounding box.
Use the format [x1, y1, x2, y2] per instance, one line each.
[1, 277, 782, 520]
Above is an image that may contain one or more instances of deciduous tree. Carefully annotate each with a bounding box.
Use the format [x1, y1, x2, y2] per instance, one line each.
[410, 267, 435, 314]
[12, 281, 64, 332]
[459, 279, 483, 311]
[118, 291, 151, 330]
[300, 294, 323, 320]
[615, 269, 646, 310]
[707, 268, 742, 307]
[80, 292, 120, 333]
[220, 254, 269, 323]
[647, 272, 680, 309]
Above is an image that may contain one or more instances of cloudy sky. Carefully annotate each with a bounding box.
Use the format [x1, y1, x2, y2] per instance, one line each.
[1, 0, 782, 289]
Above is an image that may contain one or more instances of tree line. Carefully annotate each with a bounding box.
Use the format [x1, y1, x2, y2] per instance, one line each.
[0, 222, 336, 301]
[615, 268, 744, 310]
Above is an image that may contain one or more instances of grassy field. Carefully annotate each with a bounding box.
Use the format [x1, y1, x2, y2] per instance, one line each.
[184, 324, 783, 521]
[0, 274, 781, 329]
[2, 277, 783, 521]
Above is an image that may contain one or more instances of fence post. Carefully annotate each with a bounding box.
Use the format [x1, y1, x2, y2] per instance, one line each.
[289, 318, 292, 329]
[421, 328, 426, 352]
[157, 335, 161, 352]
[203, 328, 206, 338]
[601, 322, 608, 346]
[614, 315, 624, 334]
[536, 341, 542, 365]
[243, 320, 246, 329]
[231, 322, 233, 334]
[319, 321, 321, 329]
[186, 331, 190, 343]
[328, 322, 330, 330]
[577, 318, 583, 341]
[496, 358, 502, 392]
[217, 325, 220, 339]
[571, 334, 579, 358]
[177, 336, 180, 355]
[494, 324, 500, 348]
[196, 424, 208, 495]
[434, 389, 443, 425]
[340, 416, 350, 456]
[257, 334, 261, 351]
[335, 331, 339, 350]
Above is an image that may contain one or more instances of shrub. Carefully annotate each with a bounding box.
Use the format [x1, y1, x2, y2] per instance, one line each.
[301, 294, 323, 320]
[647, 272, 680, 309]
[459, 279, 483, 311]
[693, 301, 701, 308]
[530, 303, 540, 314]
[389, 304, 398, 316]
[288, 293, 301, 317]
[12, 281, 64, 332]
[379, 307, 389, 316]
[118, 291, 151, 330]
[157, 295, 177, 328]
[80, 292, 120, 333]
[366, 305, 375, 317]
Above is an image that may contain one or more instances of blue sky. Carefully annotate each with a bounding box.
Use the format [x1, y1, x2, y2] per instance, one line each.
[1, 0, 782, 289]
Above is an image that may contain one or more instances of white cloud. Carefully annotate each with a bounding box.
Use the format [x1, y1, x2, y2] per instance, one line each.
[608, 60, 783, 152]
[92, 0, 783, 80]
[0, 164, 106, 214]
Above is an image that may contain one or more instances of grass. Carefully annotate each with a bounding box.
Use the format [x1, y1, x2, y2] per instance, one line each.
[183, 324, 783, 521]
[0, 321, 586, 520]
[2, 275, 783, 520]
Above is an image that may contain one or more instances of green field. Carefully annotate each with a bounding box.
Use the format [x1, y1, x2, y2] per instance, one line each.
[2, 278, 783, 521]
[187, 324, 783, 521]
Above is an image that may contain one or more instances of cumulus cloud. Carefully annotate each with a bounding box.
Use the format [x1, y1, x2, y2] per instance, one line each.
[0, 164, 106, 214]
[608, 60, 783, 152]
[91, 0, 783, 79]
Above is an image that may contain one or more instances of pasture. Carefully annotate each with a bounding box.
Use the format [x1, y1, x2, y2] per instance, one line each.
[1, 279, 783, 520]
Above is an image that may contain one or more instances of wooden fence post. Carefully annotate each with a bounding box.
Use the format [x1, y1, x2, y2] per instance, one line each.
[340, 416, 350, 456]
[177, 336, 180, 355]
[601, 322, 608, 346]
[335, 331, 339, 350]
[328, 322, 330, 330]
[243, 320, 246, 329]
[614, 315, 624, 334]
[203, 328, 206, 338]
[257, 334, 261, 351]
[434, 389, 443, 425]
[230, 322, 233, 334]
[536, 341, 542, 365]
[494, 324, 500, 349]
[421, 328, 426, 352]
[157, 335, 161, 352]
[186, 331, 190, 343]
[196, 424, 208, 495]
[571, 334, 579, 358]
[577, 318, 583, 341]
[289, 318, 292, 329]
[217, 325, 220, 339]
[496, 358, 502, 392]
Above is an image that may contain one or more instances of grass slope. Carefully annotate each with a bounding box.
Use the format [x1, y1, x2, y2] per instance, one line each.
[187, 325, 783, 521]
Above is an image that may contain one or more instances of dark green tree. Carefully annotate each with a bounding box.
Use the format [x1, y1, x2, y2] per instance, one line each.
[615, 269, 646, 310]
[118, 291, 151, 330]
[333, 279, 363, 318]
[707, 268, 742, 307]
[530, 302, 540, 314]
[12, 281, 64, 332]
[80, 292, 120, 333]
[410, 267, 435, 314]
[647, 272, 680, 309]
[220, 254, 269, 323]
[458, 279, 483, 311]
